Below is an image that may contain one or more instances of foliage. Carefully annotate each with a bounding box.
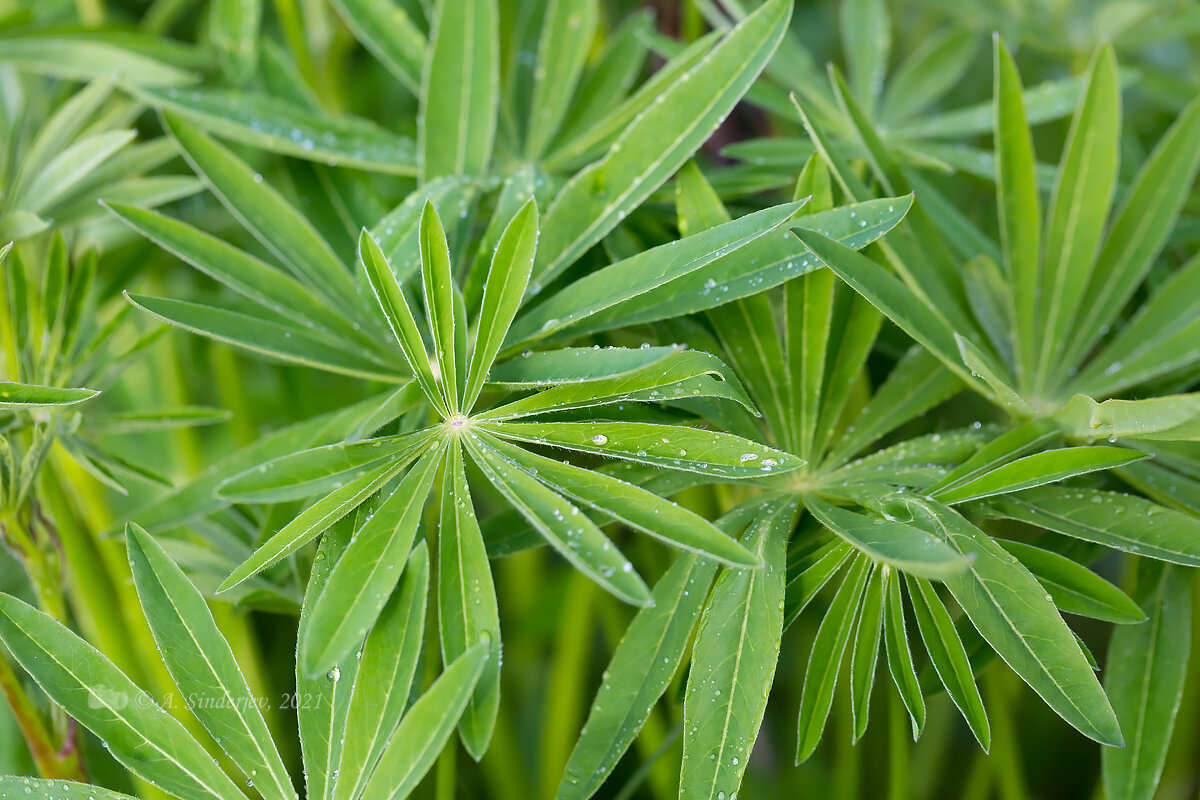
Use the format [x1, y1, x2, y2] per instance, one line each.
[0, 1, 1199, 800]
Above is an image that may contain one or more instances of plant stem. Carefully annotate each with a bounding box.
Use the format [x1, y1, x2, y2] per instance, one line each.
[0, 653, 85, 780]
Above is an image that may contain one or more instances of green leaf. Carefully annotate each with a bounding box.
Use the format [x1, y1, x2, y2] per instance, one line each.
[803, 495, 967, 579]
[218, 457, 408, 592]
[484, 345, 708, 385]
[905, 575, 990, 750]
[709, 292, 788, 446]
[1072, 256, 1200, 398]
[552, 10, 652, 148]
[480, 347, 757, 419]
[927, 419, 1060, 496]
[785, 268, 833, 459]
[466, 433, 652, 606]
[996, 539, 1145, 624]
[329, 0, 426, 93]
[824, 347, 962, 467]
[370, 177, 478, 283]
[911, 500, 1123, 746]
[297, 521, 359, 800]
[0, 36, 197, 86]
[851, 565, 886, 742]
[795, 556, 871, 763]
[894, 70, 1098, 140]
[438, 441, 501, 758]
[0, 779, 138, 800]
[104, 201, 389, 357]
[557, 552, 717, 799]
[359, 642, 490, 800]
[525, 0, 597, 158]
[125, 524, 294, 800]
[218, 424, 434, 504]
[1058, 393, 1200, 443]
[512, 201, 803, 345]
[840, 0, 889, 112]
[420, 0, 498, 181]
[140, 87, 417, 174]
[883, 568, 925, 737]
[464, 199, 539, 411]
[680, 497, 792, 799]
[125, 293, 401, 381]
[487, 420, 801, 479]
[1066, 95, 1200, 366]
[464, 168, 542, 309]
[784, 538, 853, 630]
[123, 394, 402, 532]
[977, 486, 1200, 566]
[162, 113, 363, 315]
[880, 29, 978, 123]
[543, 30, 717, 170]
[334, 542, 429, 800]
[1103, 564, 1192, 800]
[359, 230, 449, 416]
[22, 130, 136, 213]
[418, 202, 464, 412]
[209, 0, 260, 83]
[300, 446, 444, 676]
[0, 593, 246, 800]
[481, 434, 759, 566]
[932, 446, 1147, 504]
[993, 36, 1040, 381]
[532, 0, 791, 286]
[0, 382, 97, 408]
[793, 228, 982, 394]
[1035, 44, 1120, 389]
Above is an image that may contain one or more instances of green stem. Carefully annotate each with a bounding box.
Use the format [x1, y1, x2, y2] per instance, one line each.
[0, 653, 86, 780]
[887, 691, 910, 800]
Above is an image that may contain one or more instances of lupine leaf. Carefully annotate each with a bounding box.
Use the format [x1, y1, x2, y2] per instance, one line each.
[467, 434, 652, 606]
[1103, 564, 1192, 800]
[978, 486, 1200, 566]
[420, 0, 498, 181]
[795, 556, 871, 762]
[482, 434, 759, 566]
[359, 643, 490, 800]
[162, 114, 364, 315]
[464, 199, 538, 411]
[329, 0, 426, 92]
[125, 524, 294, 800]
[557, 551, 717, 800]
[0, 382, 97, 407]
[439, 441, 501, 758]
[996, 539, 1144, 624]
[680, 497, 792, 799]
[910, 500, 1123, 745]
[804, 496, 967, 579]
[218, 458, 407, 592]
[932, 446, 1147, 504]
[525, 0, 597, 158]
[532, 0, 792, 287]
[359, 230, 449, 415]
[905, 575, 990, 750]
[883, 568, 925, 737]
[334, 542, 430, 800]
[0, 593, 247, 800]
[300, 445, 444, 676]
[487, 420, 801, 479]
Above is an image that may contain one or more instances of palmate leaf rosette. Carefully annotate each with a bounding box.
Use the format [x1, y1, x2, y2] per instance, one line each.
[547, 158, 1162, 800]
[202, 200, 803, 762]
[781, 34, 1200, 800]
